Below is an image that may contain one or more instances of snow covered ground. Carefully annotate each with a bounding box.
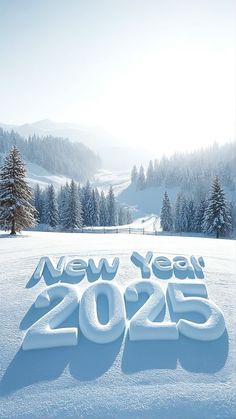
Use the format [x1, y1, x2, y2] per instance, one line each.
[92, 169, 130, 196]
[0, 232, 235, 418]
[26, 161, 71, 190]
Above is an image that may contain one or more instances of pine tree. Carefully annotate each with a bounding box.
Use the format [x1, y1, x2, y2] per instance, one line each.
[131, 165, 138, 184]
[81, 181, 93, 226]
[107, 185, 117, 226]
[118, 206, 126, 225]
[195, 198, 207, 232]
[126, 208, 133, 225]
[180, 195, 189, 232]
[63, 180, 83, 230]
[230, 201, 236, 230]
[203, 176, 232, 238]
[174, 193, 182, 232]
[99, 190, 108, 226]
[91, 189, 100, 226]
[59, 183, 70, 226]
[160, 191, 173, 231]
[0, 145, 36, 234]
[146, 160, 155, 187]
[45, 184, 59, 228]
[187, 197, 196, 232]
[34, 184, 44, 223]
[136, 165, 146, 190]
[153, 159, 161, 186]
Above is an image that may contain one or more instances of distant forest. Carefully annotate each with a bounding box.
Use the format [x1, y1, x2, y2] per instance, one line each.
[131, 142, 236, 199]
[0, 129, 101, 182]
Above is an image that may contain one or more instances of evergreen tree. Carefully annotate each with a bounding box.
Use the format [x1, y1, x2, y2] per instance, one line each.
[160, 191, 173, 231]
[187, 197, 196, 232]
[99, 190, 108, 226]
[81, 181, 93, 226]
[174, 193, 183, 232]
[180, 195, 189, 232]
[77, 183, 82, 201]
[118, 206, 126, 225]
[58, 183, 70, 226]
[58, 185, 65, 223]
[230, 201, 236, 230]
[45, 184, 59, 228]
[0, 145, 36, 234]
[203, 176, 232, 238]
[63, 180, 83, 230]
[91, 189, 100, 226]
[126, 208, 133, 225]
[107, 186, 117, 226]
[34, 184, 44, 223]
[195, 198, 207, 232]
[131, 165, 138, 184]
[153, 159, 161, 186]
[136, 165, 146, 190]
[146, 160, 155, 187]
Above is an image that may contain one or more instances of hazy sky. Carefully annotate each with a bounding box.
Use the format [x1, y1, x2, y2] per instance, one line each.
[0, 0, 235, 153]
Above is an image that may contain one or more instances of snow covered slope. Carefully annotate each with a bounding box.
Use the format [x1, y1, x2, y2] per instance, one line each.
[0, 152, 70, 190]
[118, 183, 179, 217]
[92, 169, 130, 195]
[0, 120, 152, 170]
[26, 160, 71, 190]
[117, 182, 236, 218]
[0, 232, 235, 418]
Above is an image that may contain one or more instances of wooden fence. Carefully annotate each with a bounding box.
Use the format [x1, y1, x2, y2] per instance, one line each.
[78, 227, 159, 235]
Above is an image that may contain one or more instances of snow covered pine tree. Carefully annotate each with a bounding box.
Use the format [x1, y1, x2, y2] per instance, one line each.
[107, 185, 117, 226]
[203, 176, 232, 238]
[63, 179, 83, 230]
[0, 145, 36, 234]
[160, 191, 173, 231]
[45, 184, 59, 228]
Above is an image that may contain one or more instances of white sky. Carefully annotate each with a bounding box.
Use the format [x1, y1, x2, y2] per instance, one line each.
[0, 0, 235, 153]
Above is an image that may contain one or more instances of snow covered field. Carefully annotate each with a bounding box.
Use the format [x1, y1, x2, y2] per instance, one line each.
[0, 232, 236, 418]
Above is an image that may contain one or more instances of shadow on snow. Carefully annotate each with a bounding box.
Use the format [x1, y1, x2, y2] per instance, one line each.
[0, 293, 229, 396]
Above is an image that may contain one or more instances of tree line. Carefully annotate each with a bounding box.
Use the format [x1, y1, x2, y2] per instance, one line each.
[131, 142, 236, 196]
[160, 177, 233, 238]
[34, 180, 132, 230]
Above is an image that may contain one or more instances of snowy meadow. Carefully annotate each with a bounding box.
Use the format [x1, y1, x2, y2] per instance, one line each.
[0, 231, 235, 418]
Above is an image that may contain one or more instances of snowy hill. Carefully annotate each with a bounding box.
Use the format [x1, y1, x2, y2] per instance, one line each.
[26, 160, 71, 190]
[117, 182, 236, 219]
[92, 169, 131, 195]
[0, 231, 235, 418]
[118, 183, 179, 217]
[0, 152, 70, 190]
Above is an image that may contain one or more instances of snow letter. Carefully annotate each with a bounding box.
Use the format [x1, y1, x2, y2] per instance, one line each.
[131, 251, 153, 278]
[79, 282, 126, 343]
[152, 256, 173, 279]
[65, 258, 87, 279]
[32, 256, 67, 283]
[88, 257, 119, 280]
[190, 256, 204, 279]
[173, 256, 194, 279]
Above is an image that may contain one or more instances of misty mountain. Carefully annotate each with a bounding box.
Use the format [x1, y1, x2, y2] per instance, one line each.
[0, 120, 152, 170]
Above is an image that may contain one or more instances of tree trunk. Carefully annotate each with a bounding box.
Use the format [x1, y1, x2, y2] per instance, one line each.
[10, 216, 16, 235]
[216, 230, 219, 239]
